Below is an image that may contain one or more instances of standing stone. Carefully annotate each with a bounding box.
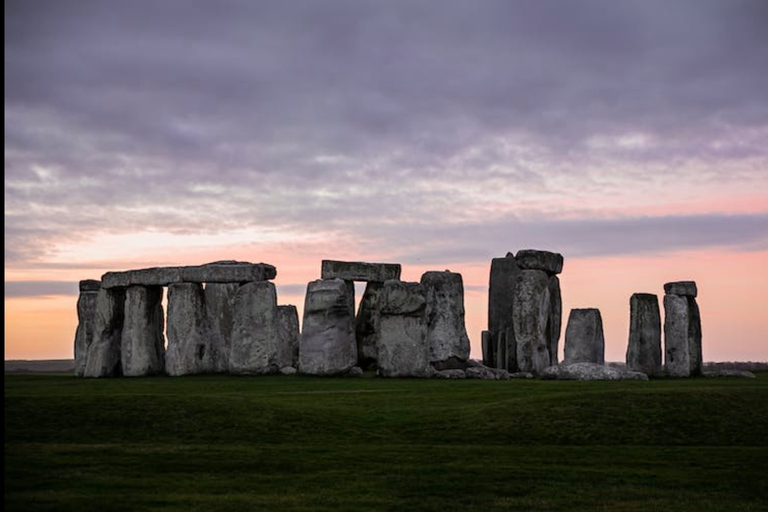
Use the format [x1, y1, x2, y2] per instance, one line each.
[481, 331, 493, 368]
[230, 281, 279, 375]
[564, 308, 605, 365]
[165, 283, 212, 376]
[487, 255, 520, 370]
[299, 279, 357, 375]
[74, 280, 100, 377]
[421, 271, 471, 370]
[664, 294, 690, 377]
[547, 275, 562, 365]
[495, 330, 509, 370]
[626, 293, 662, 376]
[513, 269, 552, 374]
[377, 280, 429, 377]
[355, 282, 383, 370]
[277, 305, 300, 369]
[687, 296, 703, 376]
[84, 287, 126, 378]
[121, 286, 165, 377]
[205, 282, 240, 372]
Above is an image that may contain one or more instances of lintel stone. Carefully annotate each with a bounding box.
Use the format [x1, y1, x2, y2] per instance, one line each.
[321, 260, 401, 282]
[513, 249, 564, 275]
[101, 261, 276, 289]
[664, 281, 697, 297]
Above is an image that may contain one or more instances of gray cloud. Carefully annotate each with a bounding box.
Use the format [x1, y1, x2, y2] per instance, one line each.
[5, 281, 79, 298]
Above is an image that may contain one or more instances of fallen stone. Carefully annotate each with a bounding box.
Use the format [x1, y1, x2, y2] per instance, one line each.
[230, 281, 279, 375]
[280, 366, 298, 375]
[508, 372, 534, 379]
[355, 282, 382, 370]
[663, 281, 697, 298]
[204, 282, 240, 372]
[547, 275, 562, 365]
[541, 362, 649, 381]
[345, 366, 364, 377]
[703, 369, 756, 379]
[564, 308, 605, 365]
[465, 365, 510, 380]
[687, 296, 703, 376]
[277, 305, 300, 370]
[513, 269, 552, 374]
[514, 249, 564, 275]
[165, 283, 213, 376]
[433, 369, 466, 379]
[377, 280, 429, 378]
[487, 256, 521, 369]
[626, 293, 662, 376]
[421, 271, 471, 369]
[320, 260, 401, 282]
[121, 285, 165, 377]
[84, 288, 126, 378]
[74, 284, 100, 377]
[101, 261, 276, 289]
[664, 294, 690, 377]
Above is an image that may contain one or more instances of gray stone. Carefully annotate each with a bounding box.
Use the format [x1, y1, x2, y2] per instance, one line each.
[703, 369, 755, 378]
[541, 362, 649, 381]
[687, 296, 703, 376]
[664, 281, 697, 298]
[74, 287, 99, 377]
[277, 305, 300, 369]
[514, 249, 564, 275]
[320, 260, 401, 282]
[121, 286, 165, 377]
[230, 281, 279, 375]
[355, 282, 382, 370]
[664, 294, 690, 377]
[494, 330, 509, 371]
[346, 366, 364, 377]
[434, 369, 466, 379]
[299, 279, 357, 375]
[481, 331, 493, 368]
[280, 366, 298, 375]
[508, 372, 535, 379]
[547, 275, 562, 365]
[626, 293, 662, 376]
[84, 288, 125, 378]
[165, 283, 213, 376]
[564, 308, 605, 365]
[101, 261, 276, 289]
[487, 255, 521, 369]
[79, 279, 102, 292]
[465, 365, 510, 380]
[204, 282, 241, 373]
[377, 280, 429, 378]
[513, 269, 552, 374]
[421, 271, 471, 369]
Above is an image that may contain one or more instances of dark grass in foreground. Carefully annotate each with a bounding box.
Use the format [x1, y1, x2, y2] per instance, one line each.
[5, 373, 768, 511]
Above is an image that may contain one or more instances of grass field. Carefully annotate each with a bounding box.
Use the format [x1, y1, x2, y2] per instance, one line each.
[5, 372, 768, 511]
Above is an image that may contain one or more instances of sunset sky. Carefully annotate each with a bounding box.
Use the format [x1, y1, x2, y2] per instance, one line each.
[5, 0, 767, 362]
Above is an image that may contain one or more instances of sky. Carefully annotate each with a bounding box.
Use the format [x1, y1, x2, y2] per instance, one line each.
[5, 0, 768, 362]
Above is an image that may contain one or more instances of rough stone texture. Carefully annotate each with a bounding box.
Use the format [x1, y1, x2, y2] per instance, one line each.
[481, 331, 493, 368]
[547, 275, 562, 365]
[355, 282, 382, 370]
[465, 366, 510, 380]
[434, 369, 466, 379]
[346, 366, 364, 377]
[377, 281, 429, 378]
[564, 308, 605, 365]
[494, 331, 509, 371]
[280, 366, 298, 375]
[541, 363, 649, 381]
[514, 249, 564, 275]
[165, 283, 213, 376]
[513, 269, 552, 374]
[321, 260, 401, 282]
[487, 255, 521, 370]
[74, 287, 100, 377]
[299, 279, 357, 375]
[687, 296, 703, 376]
[277, 305, 300, 369]
[102, 261, 276, 289]
[508, 372, 535, 379]
[421, 271, 471, 369]
[230, 281, 279, 375]
[663, 281, 697, 298]
[626, 293, 662, 376]
[121, 286, 165, 377]
[84, 288, 126, 378]
[664, 294, 690, 377]
[204, 282, 240, 373]
[703, 369, 756, 378]
[79, 279, 102, 292]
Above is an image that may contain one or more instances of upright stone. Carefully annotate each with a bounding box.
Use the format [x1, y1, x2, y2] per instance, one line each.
[84, 287, 126, 378]
[488, 255, 520, 371]
[481, 331, 493, 367]
[205, 282, 240, 372]
[121, 285, 165, 377]
[230, 281, 279, 375]
[547, 275, 562, 365]
[687, 296, 703, 376]
[277, 305, 300, 369]
[513, 269, 552, 374]
[626, 293, 662, 376]
[421, 271, 470, 370]
[377, 280, 429, 377]
[165, 283, 212, 376]
[495, 330, 509, 370]
[355, 282, 383, 370]
[664, 294, 690, 377]
[299, 279, 357, 375]
[564, 308, 605, 365]
[74, 280, 100, 377]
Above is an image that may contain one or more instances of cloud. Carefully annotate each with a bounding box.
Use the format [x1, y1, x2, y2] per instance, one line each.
[5, 281, 79, 298]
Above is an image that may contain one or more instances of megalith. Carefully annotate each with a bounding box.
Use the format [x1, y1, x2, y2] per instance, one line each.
[626, 293, 661, 376]
[277, 305, 300, 369]
[564, 308, 605, 365]
[74, 280, 101, 377]
[687, 296, 703, 376]
[355, 282, 382, 370]
[165, 282, 212, 376]
[547, 275, 562, 365]
[205, 282, 240, 372]
[664, 294, 690, 377]
[121, 285, 165, 377]
[230, 281, 279, 375]
[299, 279, 357, 375]
[84, 287, 126, 378]
[377, 280, 430, 377]
[487, 255, 520, 370]
[513, 269, 552, 374]
[421, 271, 470, 370]
[514, 249, 564, 274]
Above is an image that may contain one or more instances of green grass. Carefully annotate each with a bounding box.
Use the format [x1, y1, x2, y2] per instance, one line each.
[5, 372, 768, 511]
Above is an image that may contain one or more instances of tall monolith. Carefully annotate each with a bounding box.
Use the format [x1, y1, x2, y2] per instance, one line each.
[564, 308, 605, 364]
[230, 281, 279, 375]
[513, 269, 552, 374]
[664, 294, 690, 377]
[84, 287, 126, 378]
[74, 280, 101, 377]
[626, 293, 661, 376]
[421, 271, 470, 370]
[165, 282, 212, 376]
[121, 285, 165, 377]
[377, 280, 429, 377]
[205, 282, 240, 372]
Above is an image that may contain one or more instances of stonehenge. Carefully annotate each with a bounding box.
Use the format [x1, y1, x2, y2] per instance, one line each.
[564, 308, 605, 365]
[74, 280, 100, 377]
[377, 280, 429, 377]
[626, 293, 662, 376]
[421, 271, 471, 370]
[663, 281, 703, 377]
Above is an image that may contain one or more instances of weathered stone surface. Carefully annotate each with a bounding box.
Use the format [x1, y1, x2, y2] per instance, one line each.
[508, 372, 535, 379]
[79, 279, 102, 292]
[547, 275, 562, 365]
[121, 286, 165, 377]
[346, 366, 364, 377]
[664, 294, 690, 377]
[165, 283, 213, 376]
[487, 256, 521, 370]
[280, 366, 298, 375]
[320, 260, 401, 282]
[355, 282, 382, 370]
[564, 308, 605, 365]
[204, 282, 240, 372]
[703, 369, 755, 378]
[101, 261, 276, 289]
[84, 288, 126, 378]
[277, 305, 300, 369]
[74, 287, 100, 377]
[421, 271, 471, 369]
[514, 249, 564, 275]
[481, 331, 493, 367]
[626, 293, 662, 376]
[299, 279, 357, 375]
[664, 281, 697, 298]
[513, 269, 552, 374]
[377, 281, 429, 378]
[465, 366, 510, 380]
[687, 297, 703, 376]
[434, 369, 466, 379]
[494, 330, 509, 371]
[541, 362, 649, 381]
[230, 281, 279, 375]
